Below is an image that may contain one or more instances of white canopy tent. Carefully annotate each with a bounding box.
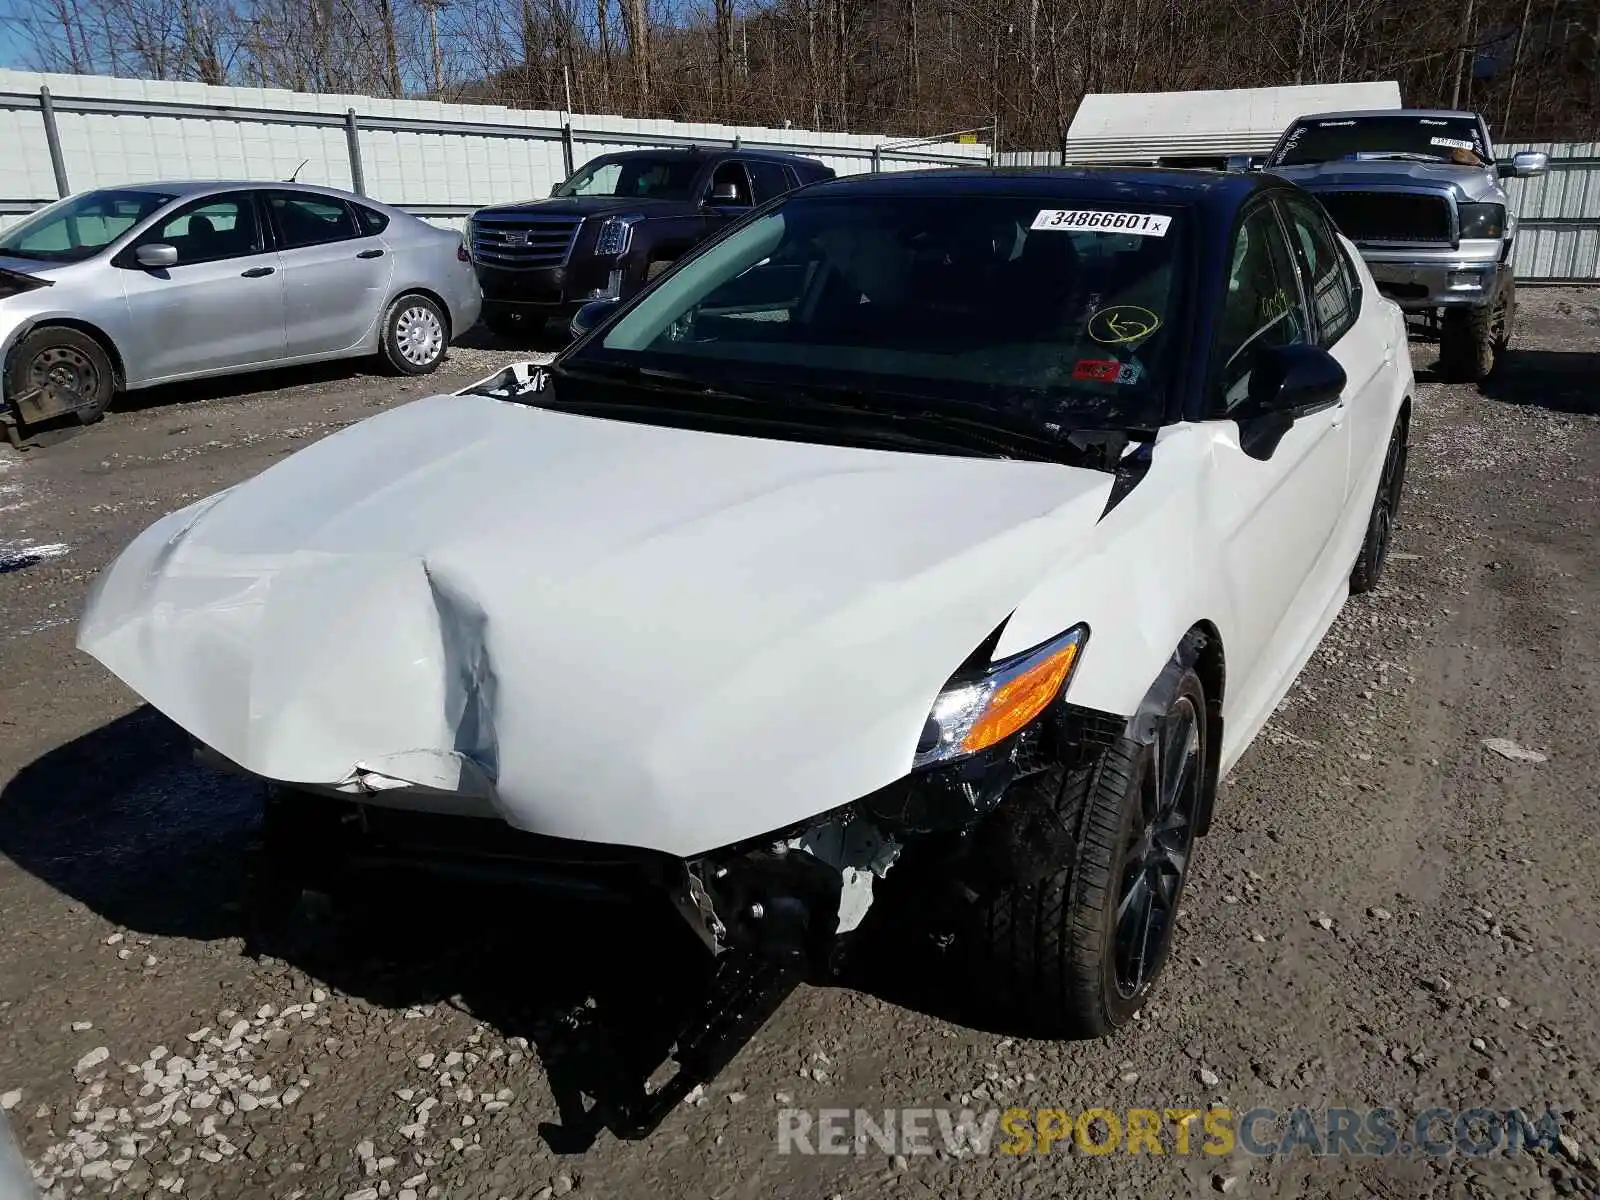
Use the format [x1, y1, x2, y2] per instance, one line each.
[1062, 81, 1404, 166]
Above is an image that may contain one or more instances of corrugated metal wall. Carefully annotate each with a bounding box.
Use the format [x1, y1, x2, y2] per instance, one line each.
[1501, 142, 1600, 283]
[0, 69, 990, 234]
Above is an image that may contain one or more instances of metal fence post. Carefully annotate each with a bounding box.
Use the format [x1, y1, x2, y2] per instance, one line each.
[560, 122, 575, 177]
[344, 109, 366, 195]
[872, 146, 882, 173]
[39, 87, 70, 198]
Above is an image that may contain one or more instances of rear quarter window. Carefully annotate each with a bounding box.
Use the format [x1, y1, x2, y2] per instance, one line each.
[354, 205, 390, 236]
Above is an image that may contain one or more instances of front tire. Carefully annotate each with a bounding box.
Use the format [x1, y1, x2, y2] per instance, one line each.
[1438, 303, 1496, 383]
[1350, 416, 1409, 594]
[5, 326, 115, 425]
[968, 670, 1208, 1037]
[380, 294, 448, 375]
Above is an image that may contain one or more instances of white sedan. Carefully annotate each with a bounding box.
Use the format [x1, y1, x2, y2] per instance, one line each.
[79, 168, 1412, 1038]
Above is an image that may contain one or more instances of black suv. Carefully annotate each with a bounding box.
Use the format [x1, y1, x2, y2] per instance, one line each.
[470, 147, 835, 337]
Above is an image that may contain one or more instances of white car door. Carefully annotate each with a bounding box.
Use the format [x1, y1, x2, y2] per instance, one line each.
[265, 190, 394, 358]
[1278, 193, 1398, 507]
[1207, 200, 1351, 731]
[117, 192, 287, 382]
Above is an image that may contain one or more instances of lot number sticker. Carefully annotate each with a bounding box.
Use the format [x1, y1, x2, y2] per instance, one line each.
[1032, 209, 1172, 237]
[1430, 136, 1475, 151]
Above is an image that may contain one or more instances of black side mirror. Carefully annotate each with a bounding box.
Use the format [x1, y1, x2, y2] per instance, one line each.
[569, 297, 619, 339]
[1233, 343, 1347, 460]
[707, 181, 741, 205]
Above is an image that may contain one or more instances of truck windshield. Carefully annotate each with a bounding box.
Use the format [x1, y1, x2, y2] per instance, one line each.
[1271, 115, 1490, 167]
[0, 188, 175, 263]
[554, 157, 701, 201]
[569, 194, 1187, 433]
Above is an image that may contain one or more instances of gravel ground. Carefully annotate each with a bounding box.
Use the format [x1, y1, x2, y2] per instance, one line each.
[1, 292, 1598, 1200]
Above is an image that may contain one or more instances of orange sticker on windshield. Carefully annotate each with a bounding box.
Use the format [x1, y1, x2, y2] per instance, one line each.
[1088, 305, 1162, 346]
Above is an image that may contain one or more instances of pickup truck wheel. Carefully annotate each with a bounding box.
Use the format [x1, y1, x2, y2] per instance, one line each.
[1493, 276, 1516, 354]
[1350, 415, 1409, 594]
[1438, 305, 1496, 383]
[966, 671, 1207, 1037]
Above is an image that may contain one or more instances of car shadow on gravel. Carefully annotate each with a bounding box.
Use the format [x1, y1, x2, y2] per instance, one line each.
[456, 321, 570, 355]
[0, 706, 911, 1150]
[1480, 348, 1600, 415]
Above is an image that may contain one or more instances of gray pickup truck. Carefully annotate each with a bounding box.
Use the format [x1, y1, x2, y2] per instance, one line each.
[1266, 109, 1548, 382]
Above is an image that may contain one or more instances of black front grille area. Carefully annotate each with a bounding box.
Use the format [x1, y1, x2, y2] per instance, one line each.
[1314, 191, 1454, 246]
[471, 212, 583, 268]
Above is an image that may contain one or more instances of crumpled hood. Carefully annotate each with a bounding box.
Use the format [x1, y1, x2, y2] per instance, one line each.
[79, 394, 1114, 855]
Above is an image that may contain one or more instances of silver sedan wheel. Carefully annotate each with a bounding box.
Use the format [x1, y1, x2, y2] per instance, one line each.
[394, 304, 444, 367]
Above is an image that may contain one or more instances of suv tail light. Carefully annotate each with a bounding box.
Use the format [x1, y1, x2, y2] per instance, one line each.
[457, 239, 471, 263]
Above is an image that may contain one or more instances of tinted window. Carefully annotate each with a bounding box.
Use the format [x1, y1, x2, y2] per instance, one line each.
[746, 161, 792, 204]
[1217, 204, 1311, 408]
[1270, 115, 1489, 167]
[583, 195, 1187, 431]
[0, 189, 175, 263]
[707, 162, 753, 207]
[270, 193, 359, 249]
[143, 195, 265, 264]
[354, 204, 390, 236]
[554, 156, 700, 201]
[1279, 195, 1358, 345]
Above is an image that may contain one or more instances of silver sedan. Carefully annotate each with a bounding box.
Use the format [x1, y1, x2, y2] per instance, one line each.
[0, 181, 482, 434]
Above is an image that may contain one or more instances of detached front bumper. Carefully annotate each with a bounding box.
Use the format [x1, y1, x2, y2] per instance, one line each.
[1360, 254, 1510, 311]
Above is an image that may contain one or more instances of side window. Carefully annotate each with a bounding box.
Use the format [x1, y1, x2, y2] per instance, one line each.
[570, 162, 622, 196]
[706, 162, 753, 208]
[1279, 196, 1359, 345]
[268, 192, 360, 249]
[782, 165, 802, 190]
[140, 194, 265, 265]
[746, 161, 792, 204]
[1217, 204, 1312, 408]
[353, 204, 390, 236]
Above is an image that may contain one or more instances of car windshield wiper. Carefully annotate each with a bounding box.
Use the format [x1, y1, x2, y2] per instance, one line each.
[751, 376, 1108, 462]
[1357, 152, 1454, 163]
[547, 362, 1059, 461]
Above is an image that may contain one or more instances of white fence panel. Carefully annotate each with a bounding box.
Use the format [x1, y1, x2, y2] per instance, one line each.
[0, 68, 990, 230]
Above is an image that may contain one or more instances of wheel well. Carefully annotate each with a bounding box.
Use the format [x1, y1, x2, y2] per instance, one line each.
[13, 319, 126, 389]
[1190, 621, 1226, 837]
[390, 288, 452, 340]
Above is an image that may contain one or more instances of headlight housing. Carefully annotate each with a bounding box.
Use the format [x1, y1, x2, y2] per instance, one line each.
[913, 625, 1088, 768]
[1458, 202, 1506, 240]
[594, 215, 640, 258]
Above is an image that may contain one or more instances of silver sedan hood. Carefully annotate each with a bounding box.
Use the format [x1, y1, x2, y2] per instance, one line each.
[79, 393, 1113, 856]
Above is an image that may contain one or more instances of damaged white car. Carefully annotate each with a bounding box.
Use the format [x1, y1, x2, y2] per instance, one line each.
[79, 168, 1413, 1038]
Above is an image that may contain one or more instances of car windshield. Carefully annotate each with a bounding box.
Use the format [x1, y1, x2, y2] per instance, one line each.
[1271, 115, 1491, 167]
[564, 194, 1187, 435]
[554, 156, 701, 201]
[0, 188, 175, 263]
